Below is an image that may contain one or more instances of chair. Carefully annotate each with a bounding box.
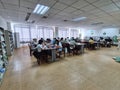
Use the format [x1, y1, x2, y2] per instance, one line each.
[61, 43, 67, 57]
[69, 44, 75, 55]
[88, 43, 95, 50]
[74, 44, 81, 55]
[41, 50, 48, 63]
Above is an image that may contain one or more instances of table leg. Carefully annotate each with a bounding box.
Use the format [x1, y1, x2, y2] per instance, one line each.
[81, 45, 84, 54]
[51, 49, 56, 62]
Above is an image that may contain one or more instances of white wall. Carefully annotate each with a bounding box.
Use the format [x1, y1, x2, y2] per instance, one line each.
[99, 28, 119, 37]
[80, 28, 120, 39]
[80, 28, 100, 39]
[0, 16, 7, 30]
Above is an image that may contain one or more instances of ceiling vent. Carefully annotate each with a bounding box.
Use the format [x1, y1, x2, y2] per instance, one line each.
[25, 13, 31, 21]
[63, 20, 68, 22]
[91, 22, 104, 25]
[42, 16, 48, 19]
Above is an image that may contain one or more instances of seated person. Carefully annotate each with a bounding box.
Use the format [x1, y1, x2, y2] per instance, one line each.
[30, 38, 38, 47]
[105, 37, 112, 47]
[51, 38, 56, 45]
[33, 41, 43, 65]
[89, 37, 94, 44]
[89, 37, 95, 49]
[55, 39, 63, 57]
[29, 38, 38, 56]
[69, 38, 76, 46]
[99, 37, 105, 47]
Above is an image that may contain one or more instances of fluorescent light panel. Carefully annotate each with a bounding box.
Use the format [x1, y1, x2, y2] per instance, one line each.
[73, 17, 87, 21]
[33, 4, 50, 15]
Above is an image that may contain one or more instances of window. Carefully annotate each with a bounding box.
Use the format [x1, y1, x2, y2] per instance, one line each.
[58, 27, 69, 38]
[30, 26, 37, 39]
[21, 27, 30, 42]
[37, 26, 54, 39]
[37, 26, 44, 39]
[43, 27, 53, 39]
[14, 25, 30, 42]
[14, 24, 54, 43]
[70, 29, 79, 38]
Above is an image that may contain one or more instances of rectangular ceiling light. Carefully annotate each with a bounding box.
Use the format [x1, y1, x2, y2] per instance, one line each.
[72, 17, 87, 21]
[33, 4, 50, 15]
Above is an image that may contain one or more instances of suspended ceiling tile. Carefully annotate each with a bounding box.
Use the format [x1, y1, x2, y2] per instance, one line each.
[59, 0, 78, 5]
[7, 11, 19, 18]
[58, 12, 71, 17]
[39, 0, 56, 7]
[4, 3, 19, 11]
[112, 0, 120, 2]
[72, 0, 89, 9]
[0, 10, 7, 17]
[90, 9, 103, 14]
[81, 5, 96, 12]
[52, 2, 68, 10]
[110, 11, 120, 15]
[72, 10, 83, 15]
[85, 0, 99, 3]
[87, 15, 99, 20]
[47, 8, 61, 15]
[93, 11, 107, 16]
[97, 13, 110, 17]
[20, 0, 36, 8]
[54, 14, 64, 18]
[62, 7, 77, 13]
[24, 0, 38, 3]
[93, 0, 112, 7]
[100, 3, 119, 12]
[19, 12, 27, 17]
[2, 0, 19, 5]
[19, 7, 33, 13]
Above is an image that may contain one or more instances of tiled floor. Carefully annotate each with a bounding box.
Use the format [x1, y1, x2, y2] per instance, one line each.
[1, 46, 120, 90]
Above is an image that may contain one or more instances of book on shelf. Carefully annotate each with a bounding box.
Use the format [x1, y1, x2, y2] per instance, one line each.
[0, 31, 3, 35]
[1, 36, 5, 41]
[0, 27, 8, 85]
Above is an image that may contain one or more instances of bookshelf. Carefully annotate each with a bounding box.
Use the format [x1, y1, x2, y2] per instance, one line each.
[0, 27, 8, 85]
[5, 30, 14, 56]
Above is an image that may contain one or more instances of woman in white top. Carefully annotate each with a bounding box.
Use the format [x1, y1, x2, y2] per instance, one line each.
[55, 39, 63, 58]
[33, 41, 43, 65]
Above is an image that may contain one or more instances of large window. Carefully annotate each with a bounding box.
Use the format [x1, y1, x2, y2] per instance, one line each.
[43, 27, 53, 39]
[37, 26, 44, 39]
[58, 27, 69, 38]
[14, 25, 30, 42]
[70, 29, 79, 38]
[14, 24, 54, 42]
[37, 26, 54, 39]
[30, 26, 37, 39]
[14, 24, 80, 45]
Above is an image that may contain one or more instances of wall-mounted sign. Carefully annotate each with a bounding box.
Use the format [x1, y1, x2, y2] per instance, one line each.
[103, 32, 106, 35]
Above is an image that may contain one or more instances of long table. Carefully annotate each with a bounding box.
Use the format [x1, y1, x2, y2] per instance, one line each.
[42, 48, 57, 62]
[75, 43, 85, 54]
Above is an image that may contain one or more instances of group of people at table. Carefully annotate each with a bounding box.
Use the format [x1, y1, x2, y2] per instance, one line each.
[29, 37, 112, 65]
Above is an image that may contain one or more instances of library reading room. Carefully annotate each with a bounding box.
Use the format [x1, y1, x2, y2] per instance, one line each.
[1, 0, 120, 90]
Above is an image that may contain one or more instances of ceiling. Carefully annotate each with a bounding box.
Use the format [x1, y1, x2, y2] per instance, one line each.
[0, 0, 120, 29]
